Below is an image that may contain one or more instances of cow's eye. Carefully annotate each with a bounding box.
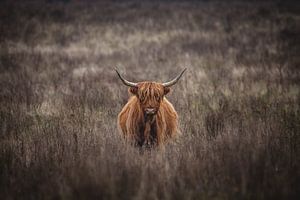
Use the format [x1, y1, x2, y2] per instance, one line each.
[140, 95, 145, 102]
[155, 96, 160, 101]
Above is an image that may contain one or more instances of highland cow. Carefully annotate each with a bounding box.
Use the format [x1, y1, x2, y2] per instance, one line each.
[116, 69, 186, 147]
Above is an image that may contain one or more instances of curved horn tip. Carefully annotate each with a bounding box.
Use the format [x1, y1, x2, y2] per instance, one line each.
[115, 68, 122, 79]
[115, 69, 138, 87]
[162, 68, 187, 87]
[115, 69, 120, 75]
[115, 68, 120, 74]
[181, 68, 187, 74]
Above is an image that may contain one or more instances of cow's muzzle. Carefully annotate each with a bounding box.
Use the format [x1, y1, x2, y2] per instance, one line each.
[145, 108, 157, 115]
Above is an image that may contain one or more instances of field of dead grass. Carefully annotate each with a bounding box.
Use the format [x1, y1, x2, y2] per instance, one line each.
[0, 1, 299, 199]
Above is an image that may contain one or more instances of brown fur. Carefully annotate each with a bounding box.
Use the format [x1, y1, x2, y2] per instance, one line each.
[118, 82, 178, 147]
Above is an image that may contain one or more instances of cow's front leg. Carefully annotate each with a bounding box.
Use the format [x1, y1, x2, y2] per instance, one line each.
[144, 122, 151, 146]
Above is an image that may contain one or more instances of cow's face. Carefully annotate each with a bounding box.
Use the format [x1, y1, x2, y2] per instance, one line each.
[116, 68, 186, 115]
[129, 82, 170, 115]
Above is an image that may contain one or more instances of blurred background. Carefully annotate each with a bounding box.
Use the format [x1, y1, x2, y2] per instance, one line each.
[0, 0, 299, 199]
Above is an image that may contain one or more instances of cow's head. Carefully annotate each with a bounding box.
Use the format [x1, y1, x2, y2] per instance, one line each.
[116, 68, 186, 116]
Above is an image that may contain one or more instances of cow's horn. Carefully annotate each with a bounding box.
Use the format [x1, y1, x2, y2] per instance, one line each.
[162, 68, 187, 87]
[115, 69, 138, 87]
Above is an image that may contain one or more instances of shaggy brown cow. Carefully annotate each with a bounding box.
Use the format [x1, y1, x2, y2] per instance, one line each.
[116, 69, 186, 147]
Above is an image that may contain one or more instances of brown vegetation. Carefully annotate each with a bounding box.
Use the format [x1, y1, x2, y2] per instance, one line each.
[0, 1, 299, 199]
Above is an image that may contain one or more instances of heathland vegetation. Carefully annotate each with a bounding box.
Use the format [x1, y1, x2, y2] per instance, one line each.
[0, 1, 299, 199]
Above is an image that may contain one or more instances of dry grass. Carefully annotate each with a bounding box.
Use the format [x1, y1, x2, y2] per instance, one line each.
[0, 1, 299, 199]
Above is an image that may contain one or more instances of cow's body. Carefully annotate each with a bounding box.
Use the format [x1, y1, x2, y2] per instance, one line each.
[118, 94, 178, 147]
[116, 69, 186, 147]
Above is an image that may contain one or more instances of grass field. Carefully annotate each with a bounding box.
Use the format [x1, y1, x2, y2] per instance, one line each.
[0, 0, 299, 199]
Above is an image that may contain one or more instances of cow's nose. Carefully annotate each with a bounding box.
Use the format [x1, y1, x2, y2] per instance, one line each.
[145, 108, 157, 115]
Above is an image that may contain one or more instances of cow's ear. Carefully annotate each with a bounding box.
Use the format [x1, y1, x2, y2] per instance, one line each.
[129, 87, 138, 95]
[164, 87, 170, 95]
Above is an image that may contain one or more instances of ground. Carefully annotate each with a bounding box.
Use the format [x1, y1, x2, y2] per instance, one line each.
[0, 0, 299, 199]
